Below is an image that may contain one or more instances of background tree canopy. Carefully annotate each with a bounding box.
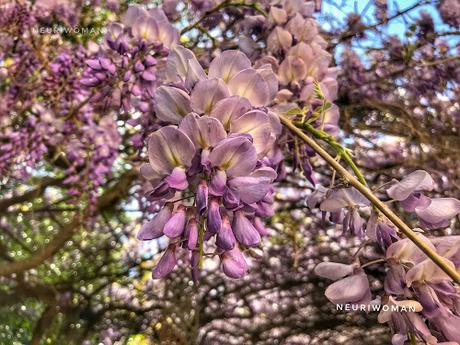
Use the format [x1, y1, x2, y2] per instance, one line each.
[0, 0, 459, 344]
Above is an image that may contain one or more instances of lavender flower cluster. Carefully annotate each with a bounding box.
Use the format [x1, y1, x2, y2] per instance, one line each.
[137, 47, 281, 279]
[0, 4, 121, 210]
[82, 5, 178, 116]
[312, 170, 460, 344]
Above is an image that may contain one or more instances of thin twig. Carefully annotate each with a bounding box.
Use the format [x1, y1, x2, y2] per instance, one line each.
[181, 0, 267, 35]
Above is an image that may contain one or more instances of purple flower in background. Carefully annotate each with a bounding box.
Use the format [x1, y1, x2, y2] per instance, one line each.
[82, 4, 179, 118]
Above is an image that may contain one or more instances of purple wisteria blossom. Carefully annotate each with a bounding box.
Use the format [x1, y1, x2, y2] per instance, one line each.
[82, 5, 178, 118]
[319, 187, 370, 238]
[138, 47, 280, 279]
[387, 170, 460, 229]
[381, 234, 460, 344]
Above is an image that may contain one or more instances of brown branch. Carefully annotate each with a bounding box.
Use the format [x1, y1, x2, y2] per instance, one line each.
[0, 171, 137, 277]
[331, 0, 431, 47]
[0, 177, 62, 213]
[30, 304, 58, 345]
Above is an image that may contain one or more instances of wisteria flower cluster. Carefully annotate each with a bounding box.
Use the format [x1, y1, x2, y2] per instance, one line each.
[137, 47, 281, 279]
[313, 170, 460, 344]
[82, 5, 178, 116]
[253, 0, 341, 184]
[0, 3, 122, 211]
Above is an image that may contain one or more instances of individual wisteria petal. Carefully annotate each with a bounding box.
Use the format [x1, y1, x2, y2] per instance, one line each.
[268, 6, 288, 25]
[196, 180, 208, 215]
[406, 258, 455, 287]
[387, 170, 435, 201]
[314, 262, 355, 280]
[140, 163, 162, 184]
[186, 218, 199, 250]
[228, 176, 270, 205]
[415, 198, 460, 229]
[376, 223, 399, 250]
[165, 45, 206, 88]
[163, 205, 186, 238]
[152, 245, 177, 279]
[384, 264, 407, 295]
[227, 68, 271, 107]
[150, 18, 178, 48]
[165, 166, 188, 190]
[132, 16, 160, 42]
[431, 236, 460, 268]
[209, 170, 227, 196]
[216, 215, 236, 250]
[154, 86, 192, 124]
[232, 211, 261, 247]
[320, 188, 369, 212]
[191, 78, 231, 114]
[284, 0, 315, 17]
[324, 272, 371, 304]
[221, 246, 249, 279]
[432, 312, 460, 343]
[230, 110, 273, 155]
[210, 96, 252, 130]
[228, 167, 277, 204]
[209, 136, 257, 177]
[416, 284, 448, 318]
[306, 185, 328, 209]
[208, 50, 251, 82]
[179, 113, 227, 149]
[399, 192, 431, 212]
[278, 56, 307, 85]
[377, 296, 423, 323]
[206, 199, 222, 235]
[148, 126, 195, 177]
[137, 203, 173, 240]
[267, 110, 283, 137]
[256, 64, 279, 101]
[123, 5, 149, 27]
[148, 8, 170, 25]
[223, 188, 240, 209]
[267, 27, 293, 52]
[286, 14, 318, 42]
[253, 217, 268, 237]
[125, 5, 178, 47]
[346, 209, 365, 238]
[386, 234, 436, 265]
[146, 180, 176, 201]
[407, 313, 439, 344]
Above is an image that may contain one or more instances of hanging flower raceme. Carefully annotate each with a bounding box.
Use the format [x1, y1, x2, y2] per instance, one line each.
[264, 0, 339, 130]
[138, 47, 281, 279]
[232, 0, 341, 185]
[82, 5, 178, 116]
